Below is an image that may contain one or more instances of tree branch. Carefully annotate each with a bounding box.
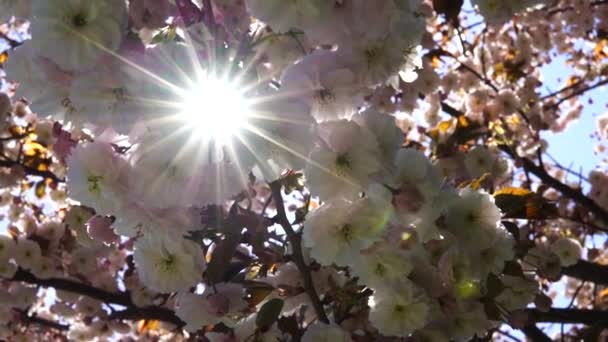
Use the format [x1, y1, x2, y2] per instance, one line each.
[499, 146, 608, 226]
[11, 268, 132, 306]
[525, 308, 608, 326]
[521, 325, 552, 342]
[546, 78, 608, 109]
[16, 309, 69, 331]
[269, 181, 329, 324]
[562, 260, 608, 286]
[437, 100, 608, 229]
[108, 306, 184, 326]
[0, 159, 65, 183]
[8, 269, 184, 326]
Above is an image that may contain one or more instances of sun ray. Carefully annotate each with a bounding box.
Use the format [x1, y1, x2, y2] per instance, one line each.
[61, 23, 184, 96]
[242, 124, 362, 189]
[59, 15, 365, 198]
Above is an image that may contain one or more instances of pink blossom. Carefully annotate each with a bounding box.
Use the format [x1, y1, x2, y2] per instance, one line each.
[52, 122, 77, 162]
[87, 215, 119, 245]
[129, 0, 172, 29]
[175, 0, 204, 26]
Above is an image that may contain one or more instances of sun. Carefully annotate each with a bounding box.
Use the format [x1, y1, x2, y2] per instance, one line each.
[178, 76, 251, 144]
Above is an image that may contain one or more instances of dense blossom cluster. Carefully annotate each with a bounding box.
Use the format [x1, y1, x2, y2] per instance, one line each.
[0, 0, 606, 341]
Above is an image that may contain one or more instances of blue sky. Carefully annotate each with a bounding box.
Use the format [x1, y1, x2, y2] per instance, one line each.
[539, 56, 606, 182]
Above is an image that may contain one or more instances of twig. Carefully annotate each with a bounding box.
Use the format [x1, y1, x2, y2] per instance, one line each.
[539, 73, 590, 101]
[545, 153, 590, 183]
[499, 145, 608, 226]
[568, 281, 585, 308]
[16, 309, 69, 331]
[269, 181, 329, 323]
[546, 78, 608, 109]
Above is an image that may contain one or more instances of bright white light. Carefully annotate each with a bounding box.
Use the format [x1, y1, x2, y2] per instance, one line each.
[179, 77, 250, 144]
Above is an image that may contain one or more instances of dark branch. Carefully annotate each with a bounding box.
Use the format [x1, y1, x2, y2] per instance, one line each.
[8, 269, 184, 326]
[108, 306, 184, 327]
[11, 268, 132, 306]
[269, 181, 329, 324]
[0, 159, 65, 183]
[525, 308, 608, 326]
[562, 260, 608, 286]
[521, 325, 552, 342]
[499, 146, 608, 226]
[17, 309, 69, 331]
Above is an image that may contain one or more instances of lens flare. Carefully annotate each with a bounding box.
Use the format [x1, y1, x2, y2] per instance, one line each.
[179, 77, 251, 144]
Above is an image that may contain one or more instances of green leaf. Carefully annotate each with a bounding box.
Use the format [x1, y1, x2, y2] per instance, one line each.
[151, 31, 166, 44]
[150, 26, 178, 44]
[256, 298, 284, 331]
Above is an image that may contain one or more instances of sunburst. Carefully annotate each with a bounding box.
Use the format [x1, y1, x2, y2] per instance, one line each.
[177, 75, 252, 145]
[57, 18, 366, 205]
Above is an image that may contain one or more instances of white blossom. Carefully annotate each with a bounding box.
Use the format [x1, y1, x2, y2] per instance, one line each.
[303, 196, 389, 266]
[550, 237, 582, 267]
[13, 239, 42, 271]
[350, 242, 413, 289]
[302, 322, 352, 342]
[369, 281, 430, 337]
[176, 283, 246, 332]
[133, 233, 206, 293]
[305, 120, 382, 200]
[280, 49, 363, 122]
[66, 140, 127, 215]
[444, 189, 502, 251]
[30, 0, 127, 71]
[0, 235, 14, 262]
[496, 275, 539, 311]
[246, 0, 328, 33]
